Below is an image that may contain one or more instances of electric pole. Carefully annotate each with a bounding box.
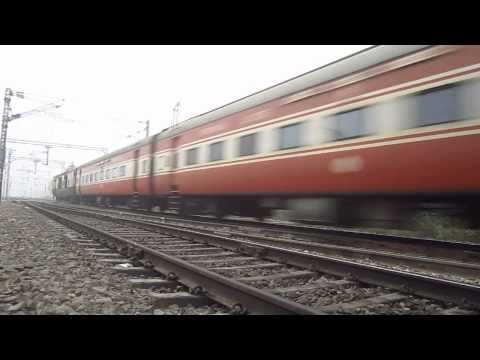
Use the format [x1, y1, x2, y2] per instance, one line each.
[139, 120, 149, 138]
[172, 102, 180, 127]
[5, 153, 66, 200]
[2, 149, 14, 200]
[44, 146, 51, 166]
[0, 89, 65, 204]
[0, 89, 13, 203]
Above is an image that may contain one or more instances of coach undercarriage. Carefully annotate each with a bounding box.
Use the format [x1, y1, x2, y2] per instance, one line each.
[64, 192, 480, 229]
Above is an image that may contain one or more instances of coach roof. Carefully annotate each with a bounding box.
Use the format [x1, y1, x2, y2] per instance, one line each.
[79, 45, 431, 169]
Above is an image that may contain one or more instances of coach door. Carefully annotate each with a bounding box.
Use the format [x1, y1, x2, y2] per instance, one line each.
[168, 136, 179, 194]
[73, 169, 79, 197]
[133, 149, 140, 194]
[148, 134, 158, 197]
[77, 169, 82, 195]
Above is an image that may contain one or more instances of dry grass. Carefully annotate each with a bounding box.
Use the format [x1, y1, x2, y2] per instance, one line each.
[412, 213, 480, 243]
[343, 213, 480, 243]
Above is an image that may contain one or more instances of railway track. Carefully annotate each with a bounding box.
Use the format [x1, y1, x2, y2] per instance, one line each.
[33, 201, 480, 282]
[27, 201, 480, 315]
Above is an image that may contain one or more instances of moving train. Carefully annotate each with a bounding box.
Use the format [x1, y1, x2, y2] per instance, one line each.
[52, 45, 480, 227]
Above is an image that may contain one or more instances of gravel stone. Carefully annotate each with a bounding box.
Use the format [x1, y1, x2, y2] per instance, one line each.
[0, 203, 154, 315]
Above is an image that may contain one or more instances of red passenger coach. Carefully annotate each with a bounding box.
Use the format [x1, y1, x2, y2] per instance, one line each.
[52, 45, 480, 226]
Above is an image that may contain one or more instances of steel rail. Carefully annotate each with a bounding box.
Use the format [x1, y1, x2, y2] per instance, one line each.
[163, 222, 480, 278]
[35, 202, 480, 278]
[27, 202, 322, 315]
[48, 200, 480, 253]
[30, 201, 480, 309]
[177, 216, 480, 253]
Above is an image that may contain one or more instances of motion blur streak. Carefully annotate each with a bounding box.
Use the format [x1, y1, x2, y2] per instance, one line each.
[52, 45, 480, 228]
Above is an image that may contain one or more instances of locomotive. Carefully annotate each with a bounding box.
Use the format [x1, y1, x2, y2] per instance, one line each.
[52, 45, 480, 227]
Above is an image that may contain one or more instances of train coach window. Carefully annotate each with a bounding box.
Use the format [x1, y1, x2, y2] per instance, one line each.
[332, 108, 373, 141]
[416, 85, 460, 127]
[141, 159, 148, 174]
[156, 156, 163, 170]
[119, 165, 126, 177]
[238, 133, 257, 156]
[209, 141, 224, 162]
[100, 170, 104, 181]
[279, 122, 302, 150]
[459, 79, 480, 120]
[174, 153, 179, 169]
[112, 168, 117, 178]
[186, 148, 198, 165]
[106, 169, 111, 179]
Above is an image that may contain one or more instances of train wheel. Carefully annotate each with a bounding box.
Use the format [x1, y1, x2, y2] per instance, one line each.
[466, 204, 480, 229]
[159, 201, 167, 214]
[255, 208, 270, 222]
[215, 205, 226, 219]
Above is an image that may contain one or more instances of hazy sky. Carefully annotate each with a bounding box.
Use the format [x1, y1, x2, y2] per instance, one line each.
[0, 45, 370, 176]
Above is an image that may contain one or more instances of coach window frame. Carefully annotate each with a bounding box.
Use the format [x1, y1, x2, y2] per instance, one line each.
[415, 83, 461, 128]
[209, 141, 224, 162]
[186, 147, 199, 166]
[279, 122, 303, 150]
[163, 154, 170, 170]
[331, 107, 374, 141]
[459, 78, 480, 120]
[156, 156, 163, 171]
[238, 132, 257, 157]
